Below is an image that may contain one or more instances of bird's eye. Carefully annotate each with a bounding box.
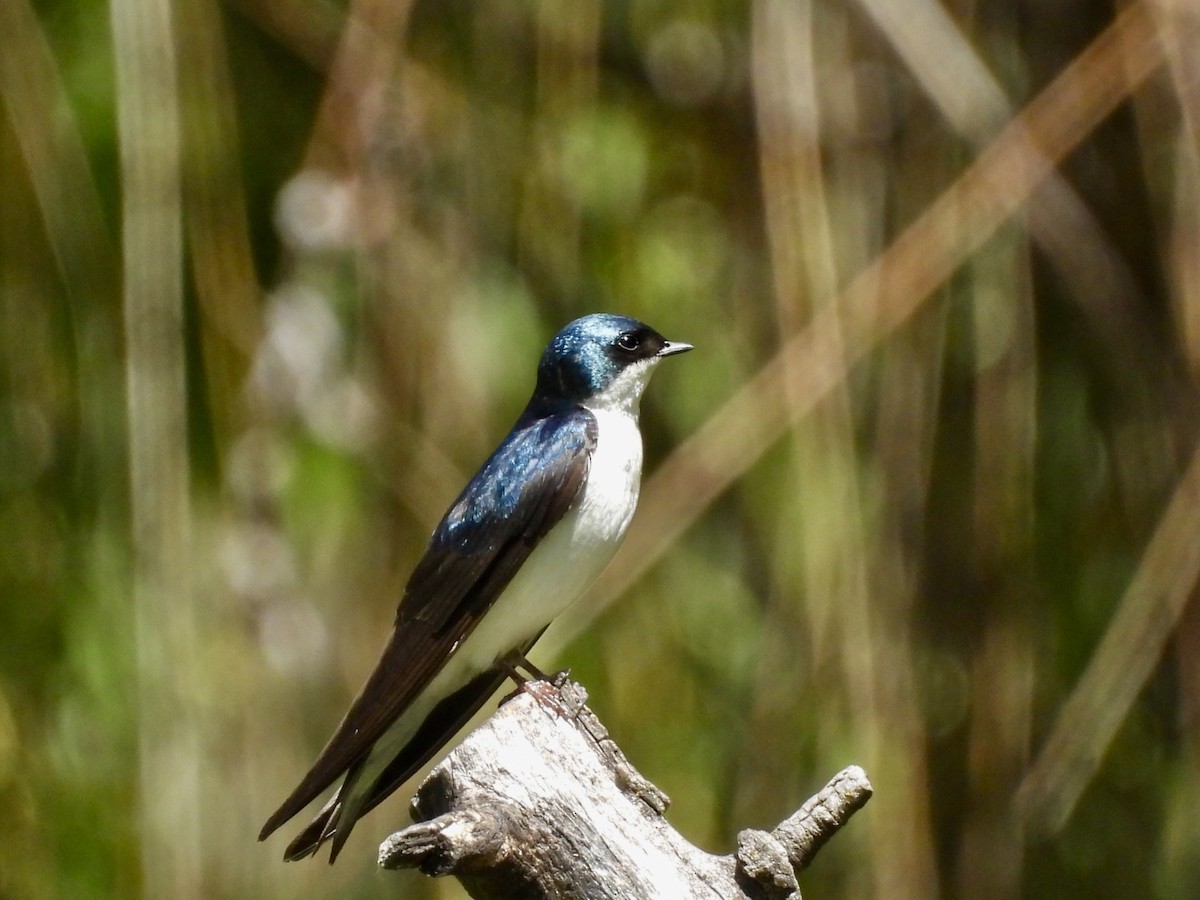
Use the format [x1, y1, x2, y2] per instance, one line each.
[615, 333, 640, 352]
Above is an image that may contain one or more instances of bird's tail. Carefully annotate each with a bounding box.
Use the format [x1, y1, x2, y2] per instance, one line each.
[280, 763, 370, 863]
[282, 794, 339, 861]
[282, 801, 336, 859]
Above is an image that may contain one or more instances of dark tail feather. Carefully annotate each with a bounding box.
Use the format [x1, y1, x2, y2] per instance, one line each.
[280, 783, 360, 863]
[264, 635, 546, 863]
[282, 798, 337, 862]
[259, 749, 355, 846]
[280, 765, 366, 863]
[259, 777, 321, 844]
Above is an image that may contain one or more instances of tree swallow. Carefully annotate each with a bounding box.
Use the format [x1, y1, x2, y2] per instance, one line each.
[259, 313, 692, 862]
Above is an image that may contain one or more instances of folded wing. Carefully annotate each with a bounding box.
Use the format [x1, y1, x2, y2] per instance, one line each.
[259, 408, 596, 851]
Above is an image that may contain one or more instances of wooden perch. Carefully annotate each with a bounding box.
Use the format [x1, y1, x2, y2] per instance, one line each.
[379, 676, 871, 899]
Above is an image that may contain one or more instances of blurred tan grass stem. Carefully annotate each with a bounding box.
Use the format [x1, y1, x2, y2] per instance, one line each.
[553, 3, 1167, 853]
[856, 0, 1158, 403]
[0, 0, 123, 484]
[176, 0, 264, 448]
[1016, 2, 1200, 825]
[111, 0, 201, 895]
[564, 2, 1163, 629]
[750, 1, 938, 896]
[0, 0, 116, 308]
[1017, 443, 1200, 835]
[859, 2, 1039, 890]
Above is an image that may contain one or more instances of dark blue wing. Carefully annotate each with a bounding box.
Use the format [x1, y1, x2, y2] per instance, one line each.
[401, 408, 598, 633]
[260, 407, 596, 845]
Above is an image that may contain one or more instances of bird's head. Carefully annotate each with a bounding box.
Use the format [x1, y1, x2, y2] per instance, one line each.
[533, 313, 692, 414]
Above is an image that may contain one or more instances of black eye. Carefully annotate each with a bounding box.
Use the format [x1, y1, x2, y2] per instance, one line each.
[615, 332, 640, 352]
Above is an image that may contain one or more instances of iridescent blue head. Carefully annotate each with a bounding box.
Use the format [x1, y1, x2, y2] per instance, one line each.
[531, 313, 692, 414]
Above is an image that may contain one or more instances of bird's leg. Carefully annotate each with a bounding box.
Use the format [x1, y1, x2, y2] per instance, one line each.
[498, 651, 569, 684]
[497, 652, 572, 715]
[516, 654, 573, 686]
[496, 655, 527, 688]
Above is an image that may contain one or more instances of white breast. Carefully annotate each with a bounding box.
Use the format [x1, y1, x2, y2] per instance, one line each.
[564, 405, 644, 556]
[451, 405, 642, 671]
[343, 397, 651, 818]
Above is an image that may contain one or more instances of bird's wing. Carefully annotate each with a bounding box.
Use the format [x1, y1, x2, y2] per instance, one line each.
[259, 408, 595, 841]
[279, 629, 545, 861]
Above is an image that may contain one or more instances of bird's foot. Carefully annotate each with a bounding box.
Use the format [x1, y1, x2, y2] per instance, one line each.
[496, 655, 581, 717]
[498, 653, 570, 686]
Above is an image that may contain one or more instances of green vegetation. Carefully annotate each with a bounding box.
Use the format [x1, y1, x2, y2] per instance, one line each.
[2, 1, 1198, 897]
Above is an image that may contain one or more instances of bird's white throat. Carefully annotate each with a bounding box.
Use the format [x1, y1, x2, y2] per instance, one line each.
[584, 356, 661, 416]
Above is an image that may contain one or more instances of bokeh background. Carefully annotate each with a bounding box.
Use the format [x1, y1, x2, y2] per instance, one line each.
[3, 0, 1200, 897]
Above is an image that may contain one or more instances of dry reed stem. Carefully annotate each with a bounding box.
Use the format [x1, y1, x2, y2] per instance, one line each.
[176, 0, 264, 445]
[752, 1, 940, 897]
[857, 0, 1156, 401]
[0, 0, 117, 313]
[556, 2, 1165, 642]
[1015, 0, 1200, 838]
[111, 0, 200, 894]
[1017, 442, 1200, 834]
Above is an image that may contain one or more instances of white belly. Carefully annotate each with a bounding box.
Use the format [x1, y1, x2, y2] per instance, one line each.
[453, 404, 643, 670]
[357, 407, 643, 791]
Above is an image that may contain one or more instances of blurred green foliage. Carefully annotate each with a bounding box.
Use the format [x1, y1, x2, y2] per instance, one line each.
[3, 0, 1200, 898]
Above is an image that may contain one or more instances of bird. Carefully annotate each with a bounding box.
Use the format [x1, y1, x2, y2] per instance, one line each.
[259, 312, 692, 862]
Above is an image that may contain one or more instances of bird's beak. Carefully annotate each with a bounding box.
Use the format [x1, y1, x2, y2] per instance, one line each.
[657, 341, 694, 357]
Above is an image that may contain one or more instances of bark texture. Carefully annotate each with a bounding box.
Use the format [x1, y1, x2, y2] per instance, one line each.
[379, 677, 871, 899]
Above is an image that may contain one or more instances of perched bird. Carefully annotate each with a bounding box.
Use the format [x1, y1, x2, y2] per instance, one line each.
[259, 313, 692, 862]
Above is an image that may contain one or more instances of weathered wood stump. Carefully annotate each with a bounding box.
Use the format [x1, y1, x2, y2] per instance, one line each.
[379, 677, 871, 899]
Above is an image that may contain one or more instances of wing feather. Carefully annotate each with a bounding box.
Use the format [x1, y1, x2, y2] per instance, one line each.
[259, 408, 595, 842]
